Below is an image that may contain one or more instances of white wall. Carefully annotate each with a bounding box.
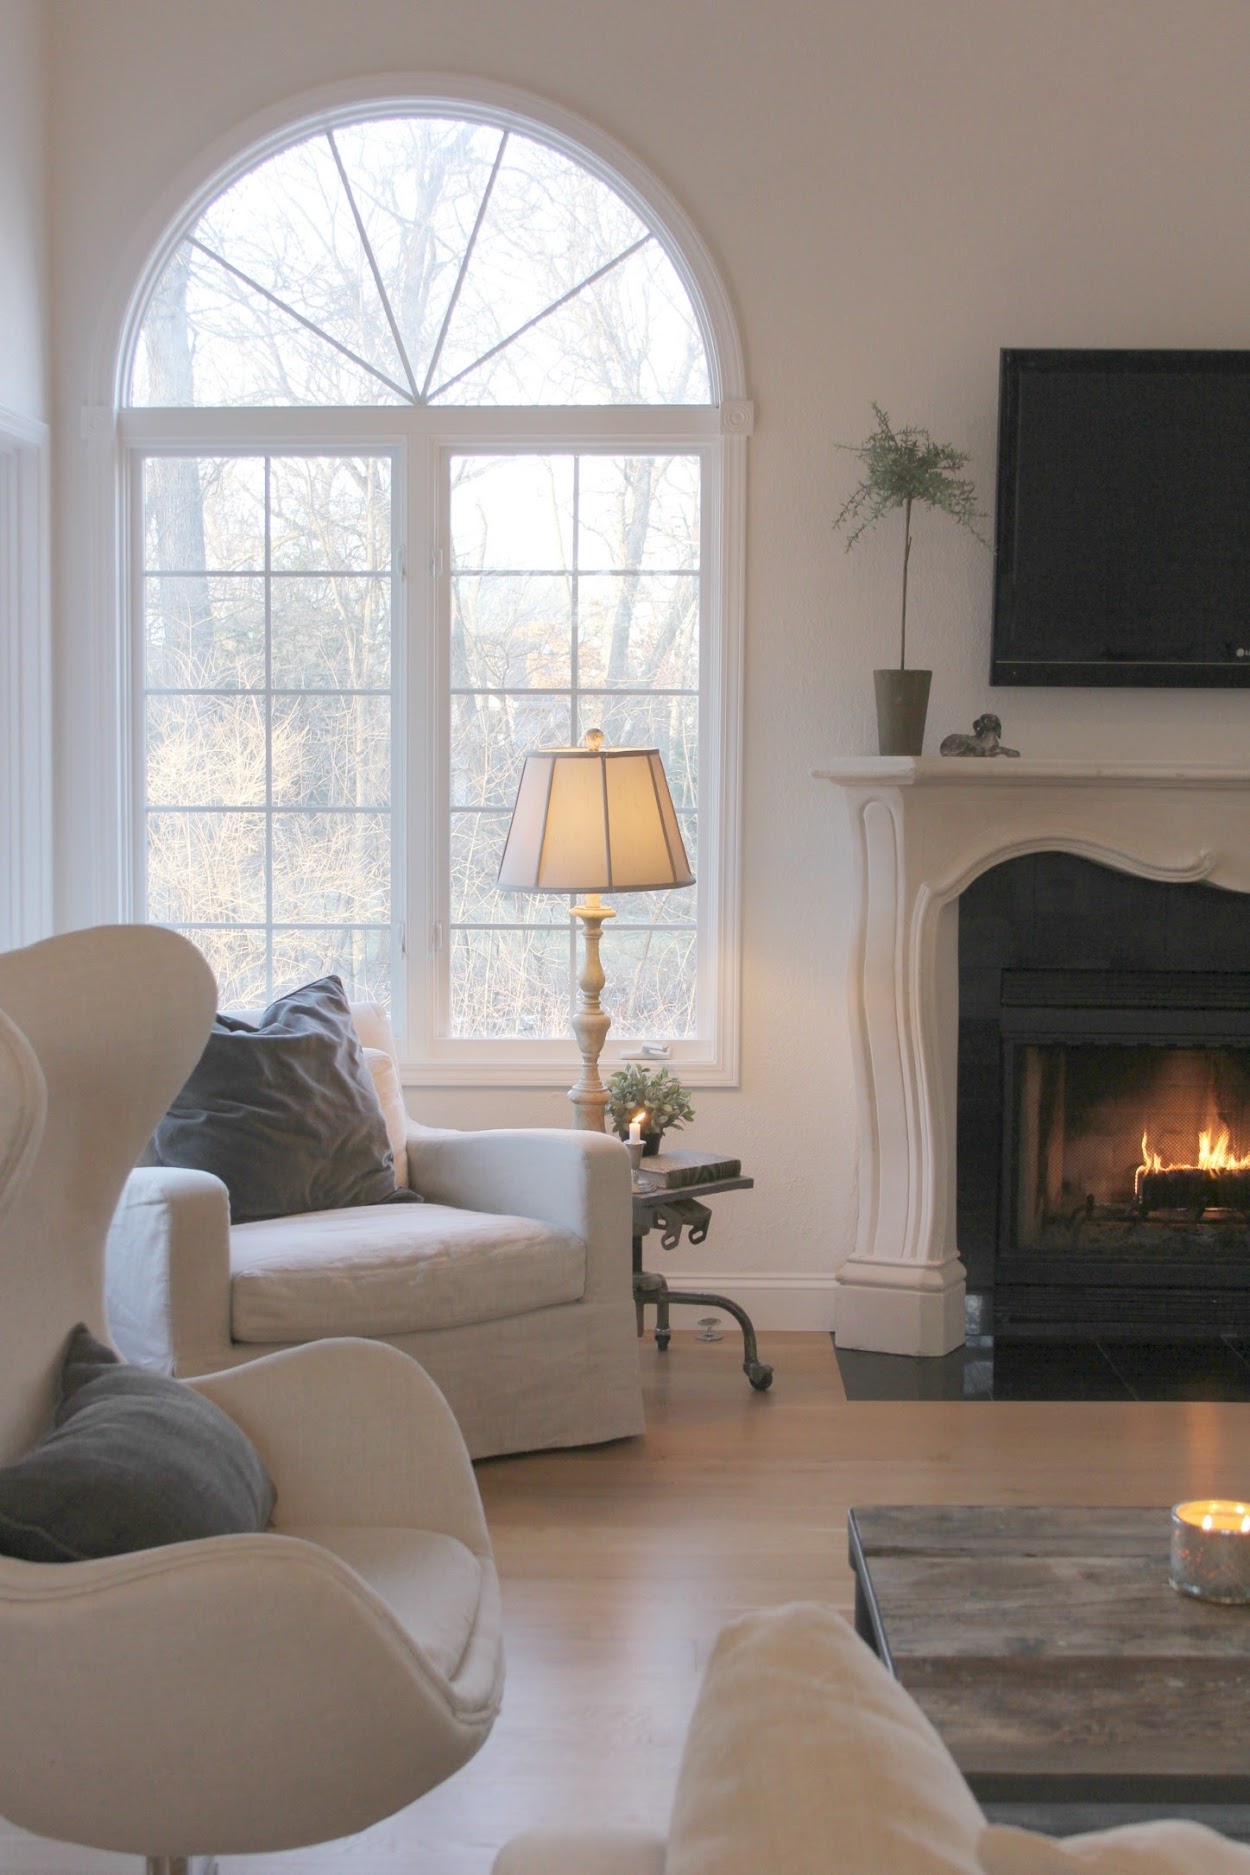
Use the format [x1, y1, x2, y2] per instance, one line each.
[0, 0, 50, 954]
[44, 0, 1250, 1321]
[0, 0, 48, 424]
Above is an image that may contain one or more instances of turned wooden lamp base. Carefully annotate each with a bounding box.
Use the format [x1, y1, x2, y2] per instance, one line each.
[568, 894, 614, 1131]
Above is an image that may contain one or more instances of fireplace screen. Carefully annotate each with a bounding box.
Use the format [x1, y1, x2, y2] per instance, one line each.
[1013, 1045, 1250, 1251]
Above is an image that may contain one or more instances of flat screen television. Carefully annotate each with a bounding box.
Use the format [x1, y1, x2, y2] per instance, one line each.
[991, 348, 1250, 687]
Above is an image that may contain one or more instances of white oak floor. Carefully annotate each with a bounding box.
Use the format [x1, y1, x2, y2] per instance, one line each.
[3, 1330, 1246, 1875]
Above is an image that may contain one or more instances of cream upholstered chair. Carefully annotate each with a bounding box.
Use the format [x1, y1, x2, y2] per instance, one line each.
[106, 999, 644, 1461]
[0, 927, 503, 1875]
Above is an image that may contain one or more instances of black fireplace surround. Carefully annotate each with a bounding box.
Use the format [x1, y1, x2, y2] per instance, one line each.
[958, 853, 1250, 1339]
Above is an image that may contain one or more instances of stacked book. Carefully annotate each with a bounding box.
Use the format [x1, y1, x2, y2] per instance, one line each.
[639, 1149, 742, 1189]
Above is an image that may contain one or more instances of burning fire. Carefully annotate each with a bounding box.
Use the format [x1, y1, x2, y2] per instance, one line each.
[1134, 1123, 1250, 1196]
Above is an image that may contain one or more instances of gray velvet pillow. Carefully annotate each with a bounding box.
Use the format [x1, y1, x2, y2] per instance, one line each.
[152, 974, 416, 1223]
[0, 1326, 276, 1563]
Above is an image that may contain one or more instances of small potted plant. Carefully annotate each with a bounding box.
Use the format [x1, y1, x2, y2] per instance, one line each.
[606, 1064, 695, 1156]
[833, 404, 987, 755]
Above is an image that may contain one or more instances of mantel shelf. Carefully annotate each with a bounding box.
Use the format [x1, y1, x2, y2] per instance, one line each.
[814, 758, 1250, 790]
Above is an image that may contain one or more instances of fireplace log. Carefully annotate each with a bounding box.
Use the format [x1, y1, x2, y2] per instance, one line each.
[1138, 1169, 1215, 1216]
[1139, 1167, 1250, 1214]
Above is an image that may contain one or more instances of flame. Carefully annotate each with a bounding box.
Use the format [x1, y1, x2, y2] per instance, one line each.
[1134, 1121, 1250, 1195]
[632, 1109, 647, 1126]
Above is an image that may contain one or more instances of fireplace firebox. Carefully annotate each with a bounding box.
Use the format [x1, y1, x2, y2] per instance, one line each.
[958, 856, 1250, 1338]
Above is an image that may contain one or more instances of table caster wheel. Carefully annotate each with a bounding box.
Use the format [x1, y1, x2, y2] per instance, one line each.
[747, 1362, 773, 1391]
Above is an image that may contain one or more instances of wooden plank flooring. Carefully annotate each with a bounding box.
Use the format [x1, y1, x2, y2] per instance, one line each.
[2, 1332, 1247, 1874]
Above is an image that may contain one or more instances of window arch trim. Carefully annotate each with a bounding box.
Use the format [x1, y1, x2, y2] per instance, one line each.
[105, 75, 746, 417]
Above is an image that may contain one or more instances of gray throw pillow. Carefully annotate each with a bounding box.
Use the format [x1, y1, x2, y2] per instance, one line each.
[0, 1325, 276, 1563]
[152, 974, 417, 1223]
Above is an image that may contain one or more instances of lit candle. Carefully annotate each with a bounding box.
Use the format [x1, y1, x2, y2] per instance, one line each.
[1170, 1499, 1250, 1603]
[628, 1110, 645, 1146]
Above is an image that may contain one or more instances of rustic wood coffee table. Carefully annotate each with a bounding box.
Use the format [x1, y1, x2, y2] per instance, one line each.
[848, 1505, 1250, 1837]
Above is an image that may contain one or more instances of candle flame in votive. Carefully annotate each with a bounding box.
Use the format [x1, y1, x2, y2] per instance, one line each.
[1204, 1514, 1214, 1532]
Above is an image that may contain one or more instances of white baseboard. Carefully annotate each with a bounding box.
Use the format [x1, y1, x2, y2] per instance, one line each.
[654, 1270, 839, 1332]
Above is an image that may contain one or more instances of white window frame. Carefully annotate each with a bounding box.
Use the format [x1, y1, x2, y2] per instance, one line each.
[107, 79, 750, 1087]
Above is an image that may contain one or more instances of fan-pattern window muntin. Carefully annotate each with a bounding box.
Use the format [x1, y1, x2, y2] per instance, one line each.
[124, 100, 728, 1064]
[448, 450, 699, 1040]
[141, 452, 397, 1010]
[129, 115, 710, 411]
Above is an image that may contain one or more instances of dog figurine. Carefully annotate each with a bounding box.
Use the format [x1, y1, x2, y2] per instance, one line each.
[939, 712, 1020, 758]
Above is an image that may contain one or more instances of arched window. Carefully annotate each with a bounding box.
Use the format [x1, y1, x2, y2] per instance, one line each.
[123, 94, 745, 1083]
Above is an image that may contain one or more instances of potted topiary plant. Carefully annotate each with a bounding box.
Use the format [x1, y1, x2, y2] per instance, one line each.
[833, 404, 987, 756]
[606, 1064, 695, 1156]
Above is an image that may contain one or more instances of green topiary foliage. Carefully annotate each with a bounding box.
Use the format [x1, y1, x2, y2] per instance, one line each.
[606, 1064, 695, 1141]
[833, 404, 987, 670]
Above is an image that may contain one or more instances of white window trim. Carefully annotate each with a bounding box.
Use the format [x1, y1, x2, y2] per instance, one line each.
[94, 77, 750, 1087]
[0, 406, 51, 952]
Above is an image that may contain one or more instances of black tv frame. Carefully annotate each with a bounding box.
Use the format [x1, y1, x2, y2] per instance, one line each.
[991, 347, 1250, 689]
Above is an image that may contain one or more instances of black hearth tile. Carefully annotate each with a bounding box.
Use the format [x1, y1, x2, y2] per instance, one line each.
[1226, 1339, 1250, 1370]
[1101, 1340, 1250, 1403]
[834, 1344, 970, 1402]
[990, 1339, 1131, 1402]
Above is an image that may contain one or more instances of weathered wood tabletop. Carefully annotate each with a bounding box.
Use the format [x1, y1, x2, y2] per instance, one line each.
[848, 1505, 1250, 1807]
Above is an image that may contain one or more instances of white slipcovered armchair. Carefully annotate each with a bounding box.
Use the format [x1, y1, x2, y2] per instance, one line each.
[106, 1000, 644, 1459]
[0, 928, 503, 1873]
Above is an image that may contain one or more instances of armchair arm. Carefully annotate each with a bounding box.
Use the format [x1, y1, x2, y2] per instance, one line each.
[191, 1337, 491, 1554]
[0, 1531, 495, 1855]
[407, 1125, 631, 1302]
[105, 1164, 235, 1374]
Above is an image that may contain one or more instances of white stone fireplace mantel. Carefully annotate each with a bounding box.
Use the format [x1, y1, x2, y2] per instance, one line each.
[815, 759, 1250, 1357]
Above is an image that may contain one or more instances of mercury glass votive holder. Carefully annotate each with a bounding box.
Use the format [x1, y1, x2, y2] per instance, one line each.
[1169, 1500, 1250, 1604]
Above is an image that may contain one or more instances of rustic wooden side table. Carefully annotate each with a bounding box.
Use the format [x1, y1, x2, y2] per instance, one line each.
[847, 1503, 1250, 1837]
[631, 1151, 772, 1391]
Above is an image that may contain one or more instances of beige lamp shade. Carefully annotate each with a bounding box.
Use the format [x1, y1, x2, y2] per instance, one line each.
[497, 740, 694, 894]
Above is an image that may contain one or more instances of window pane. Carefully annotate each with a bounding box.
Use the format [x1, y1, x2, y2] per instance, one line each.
[271, 576, 391, 690]
[146, 695, 267, 807]
[271, 695, 390, 808]
[271, 812, 390, 923]
[450, 455, 574, 572]
[147, 811, 266, 923]
[145, 576, 266, 690]
[603, 927, 697, 1038]
[578, 574, 699, 691]
[145, 455, 266, 573]
[270, 456, 391, 571]
[450, 927, 572, 1038]
[452, 577, 572, 690]
[451, 693, 571, 808]
[578, 455, 701, 573]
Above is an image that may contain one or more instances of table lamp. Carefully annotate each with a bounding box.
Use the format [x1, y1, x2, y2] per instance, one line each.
[497, 729, 694, 1130]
